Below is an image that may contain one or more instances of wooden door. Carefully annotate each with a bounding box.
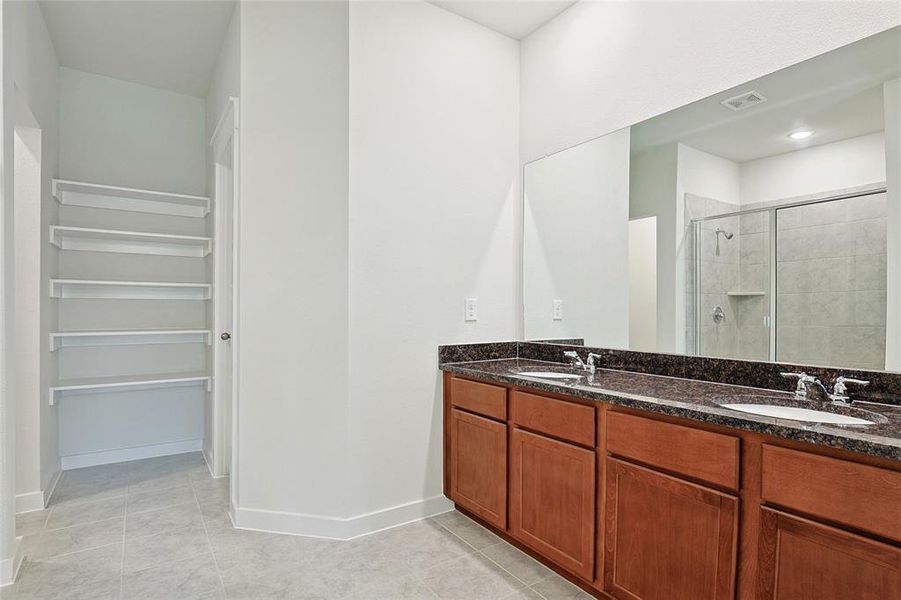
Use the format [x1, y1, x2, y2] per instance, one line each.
[449, 408, 507, 528]
[604, 458, 738, 600]
[757, 507, 900, 600]
[510, 428, 595, 580]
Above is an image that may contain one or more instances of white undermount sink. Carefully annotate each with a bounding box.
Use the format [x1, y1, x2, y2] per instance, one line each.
[514, 370, 583, 380]
[721, 403, 876, 425]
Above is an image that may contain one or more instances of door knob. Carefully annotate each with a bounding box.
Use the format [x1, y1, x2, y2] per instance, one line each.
[220, 332, 231, 341]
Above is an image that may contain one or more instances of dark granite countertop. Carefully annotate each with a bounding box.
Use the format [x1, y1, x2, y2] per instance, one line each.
[440, 358, 901, 462]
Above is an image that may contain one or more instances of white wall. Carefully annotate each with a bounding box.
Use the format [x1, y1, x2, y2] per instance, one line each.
[235, 0, 350, 525]
[629, 143, 678, 351]
[7, 0, 60, 512]
[346, 0, 519, 523]
[520, 0, 900, 163]
[523, 129, 630, 347]
[629, 216, 657, 352]
[1, 0, 60, 580]
[740, 132, 887, 205]
[59, 68, 205, 196]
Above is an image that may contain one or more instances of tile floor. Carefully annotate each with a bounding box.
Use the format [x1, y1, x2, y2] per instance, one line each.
[1, 453, 593, 599]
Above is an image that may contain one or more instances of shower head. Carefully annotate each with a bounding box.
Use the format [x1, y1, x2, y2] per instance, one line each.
[715, 227, 734, 240]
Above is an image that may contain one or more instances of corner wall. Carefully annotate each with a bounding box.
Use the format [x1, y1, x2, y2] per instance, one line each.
[235, 0, 350, 527]
[347, 0, 520, 521]
[7, 0, 60, 514]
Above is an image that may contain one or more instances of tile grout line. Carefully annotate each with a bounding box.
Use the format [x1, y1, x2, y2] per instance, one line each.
[431, 515, 551, 594]
[193, 475, 228, 596]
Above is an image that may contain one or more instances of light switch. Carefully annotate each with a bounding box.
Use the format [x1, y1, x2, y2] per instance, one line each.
[464, 298, 478, 322]
[553, 299, 563, 320]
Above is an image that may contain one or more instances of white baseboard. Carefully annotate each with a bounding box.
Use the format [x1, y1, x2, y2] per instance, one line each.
[0, 536, 23, 587]
[61, 439, 203, 470]
[233, 494, 454, 540]
[15, 468, 61, 514]
[202, 447, 227, 479]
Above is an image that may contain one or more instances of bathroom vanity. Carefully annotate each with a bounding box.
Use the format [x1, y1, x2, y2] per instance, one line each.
[439, 343, 901, 600]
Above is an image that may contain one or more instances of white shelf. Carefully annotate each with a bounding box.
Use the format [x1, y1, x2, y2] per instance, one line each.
[49, 372, 211, 405]
[50, 279, 211, 300]
[50, 329, 212, 351]
[50, 226, 211, 257]
[726, 291, 767, 297]
[52, 179, 210, 218]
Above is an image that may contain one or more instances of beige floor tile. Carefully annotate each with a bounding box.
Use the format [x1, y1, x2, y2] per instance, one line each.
[124, 524, 211, 572]
[530, 576, 595, 600]
[126, 500, 203, 539]
[431, 510, 500, 550]
[15, 510, 49, 537]
[45, 495, 126, 530]
[122, 548, 223, 600]
[32, 517, 124, 560]
[342, 574, 437, 599]
[127, 483, 196, 514]
[128, 470, 193, 494]
[481, 541, 554, 586]
[380, 519, 476, 571]
[421, 552, 526, 600]
[13, 542, 122, 600]
[51, 476, 128, 505]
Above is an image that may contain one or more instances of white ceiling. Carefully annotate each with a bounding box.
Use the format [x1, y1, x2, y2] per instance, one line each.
[40, 1, 236, 97]
[428, 0, 577, 39]
[631, 27, 901, 163]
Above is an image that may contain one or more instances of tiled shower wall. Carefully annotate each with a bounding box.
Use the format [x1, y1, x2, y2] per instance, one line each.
[775, 193, 887, 370]
[686, 195, 769, 361]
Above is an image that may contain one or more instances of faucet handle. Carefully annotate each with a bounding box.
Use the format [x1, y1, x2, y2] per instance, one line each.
[781, 372, 811, 398]
[832, 376, 869, 402]
[563, 351, 585, 370]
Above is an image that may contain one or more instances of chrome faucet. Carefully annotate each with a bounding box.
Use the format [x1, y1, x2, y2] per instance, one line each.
[781, 372, 870, 404]
[564, 351, 602, 374]
[832, 376, 869, 404]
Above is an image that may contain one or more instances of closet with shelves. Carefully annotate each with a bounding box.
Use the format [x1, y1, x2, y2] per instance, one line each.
[49, 172, 219, 468]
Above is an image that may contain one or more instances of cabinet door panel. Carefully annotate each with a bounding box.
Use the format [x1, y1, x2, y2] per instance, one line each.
[757, 508, 900, 600]
[510, 428, 595, 580]
[604, 458, 738, 600]
[449, 408, 507, 528]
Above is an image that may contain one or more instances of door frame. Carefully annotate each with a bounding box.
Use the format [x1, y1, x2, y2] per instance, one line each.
[209, 97, 240, 505]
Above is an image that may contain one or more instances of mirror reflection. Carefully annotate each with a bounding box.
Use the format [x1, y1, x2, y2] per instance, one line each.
[523, 27, 901, 371]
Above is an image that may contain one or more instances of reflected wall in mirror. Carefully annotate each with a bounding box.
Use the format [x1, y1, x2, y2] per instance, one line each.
[522, 26, 901, 372]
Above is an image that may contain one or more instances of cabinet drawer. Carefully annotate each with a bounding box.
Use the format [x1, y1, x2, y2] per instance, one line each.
[761, 445, 901, 541]
[450, 377, 506, 421]
[606, 411, 739, 490]
[511, 390, 595, 447]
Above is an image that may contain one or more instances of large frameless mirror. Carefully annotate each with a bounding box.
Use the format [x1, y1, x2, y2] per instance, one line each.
[522, 26, 901, 371]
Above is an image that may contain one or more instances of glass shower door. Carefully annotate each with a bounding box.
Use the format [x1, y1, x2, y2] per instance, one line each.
[774, 193, 887, 370]
[695, 211, 771, 361]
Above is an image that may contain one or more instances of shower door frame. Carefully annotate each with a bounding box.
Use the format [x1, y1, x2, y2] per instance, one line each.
[690, 183, 887, 362]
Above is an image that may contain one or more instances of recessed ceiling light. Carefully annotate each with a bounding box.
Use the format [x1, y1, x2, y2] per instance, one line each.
[788, 130, 814, 140]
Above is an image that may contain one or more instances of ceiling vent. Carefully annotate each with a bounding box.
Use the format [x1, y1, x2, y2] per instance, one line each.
[720, 90, 768, 112]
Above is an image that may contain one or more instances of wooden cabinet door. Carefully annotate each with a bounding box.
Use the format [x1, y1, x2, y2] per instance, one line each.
[449, 408, 507, 528]
[510, 428, 595, 580]
[604, 458, 738, 600]
[757, 508, 900, 600]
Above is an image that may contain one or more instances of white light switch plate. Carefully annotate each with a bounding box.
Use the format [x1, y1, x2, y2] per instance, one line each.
[553, 299, 563, 320]
[464, 298, 478, 322]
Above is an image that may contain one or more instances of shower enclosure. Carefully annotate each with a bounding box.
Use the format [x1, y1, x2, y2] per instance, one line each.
[690, 188, 888, 370]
